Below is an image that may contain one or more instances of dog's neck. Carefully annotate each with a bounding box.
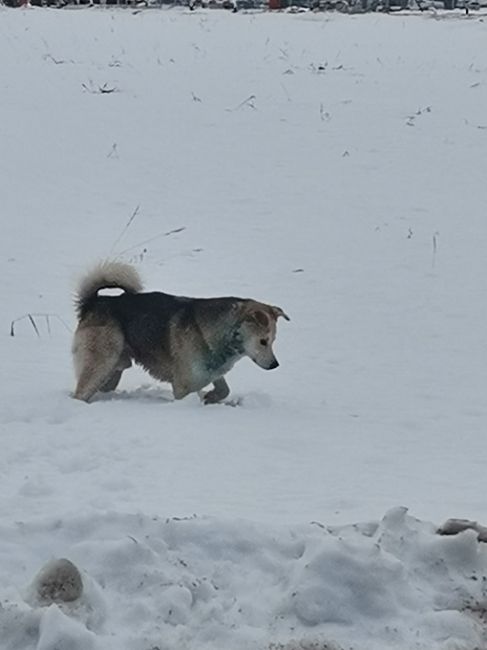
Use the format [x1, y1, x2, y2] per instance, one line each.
[205, 328, 244, 374]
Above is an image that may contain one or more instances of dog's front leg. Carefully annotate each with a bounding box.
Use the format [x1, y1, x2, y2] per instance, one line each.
[172, 380, 192, 400]
[202, 377, 230, 405]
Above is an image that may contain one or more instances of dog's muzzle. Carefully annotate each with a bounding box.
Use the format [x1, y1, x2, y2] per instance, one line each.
[267, 359, 279, 370]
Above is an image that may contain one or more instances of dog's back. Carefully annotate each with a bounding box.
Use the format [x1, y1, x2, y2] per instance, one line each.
[84, 291, 183, 364]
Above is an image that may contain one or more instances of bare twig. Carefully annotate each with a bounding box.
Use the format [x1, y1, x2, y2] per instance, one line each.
[115, 226, 187, 258]
[164, 226, 186, 237]
[432, 231, 439, 268]
[107, 143, 119, 159]
[110, 204, 141, 255]
[82, 81, 119, 95]
[44, 54, 65, 65]
[225, 94, 256, 112]
[99, 83, 117, 94]
[464, 118, 487, 130]
[10, 313, 72, 338]
[27, 314, 40, 338]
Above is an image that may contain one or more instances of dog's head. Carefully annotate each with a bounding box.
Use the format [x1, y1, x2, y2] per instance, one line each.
[238, 301, 290, 371]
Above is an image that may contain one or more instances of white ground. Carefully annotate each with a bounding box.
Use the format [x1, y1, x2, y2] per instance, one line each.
[1, 6, 487, 649]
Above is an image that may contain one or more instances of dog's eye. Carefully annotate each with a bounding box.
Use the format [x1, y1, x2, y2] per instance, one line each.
[260, 339, 268, 346]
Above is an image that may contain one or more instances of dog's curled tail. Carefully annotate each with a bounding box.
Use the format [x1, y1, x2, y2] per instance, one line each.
[75, 261, 143, 314]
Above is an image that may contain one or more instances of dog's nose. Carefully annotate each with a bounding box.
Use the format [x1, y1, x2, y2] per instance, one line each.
[268, 359, 279, 370]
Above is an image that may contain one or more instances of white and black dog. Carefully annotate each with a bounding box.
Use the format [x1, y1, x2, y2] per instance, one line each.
[72, 261, 289, 403]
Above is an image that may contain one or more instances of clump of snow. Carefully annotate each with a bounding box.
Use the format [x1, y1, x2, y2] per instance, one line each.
[29, 558, 83, 604]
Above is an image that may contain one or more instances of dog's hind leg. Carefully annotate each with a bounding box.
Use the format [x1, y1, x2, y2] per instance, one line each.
[99, 353, 132, 393]
[202, 377, 230, 404]
[99, 370, 123, 393]
[72, 325, 125, 402]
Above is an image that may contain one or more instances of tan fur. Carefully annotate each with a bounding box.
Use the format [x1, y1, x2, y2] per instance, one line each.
[72, 316, 126, 401]
[72, 262, 289, 404]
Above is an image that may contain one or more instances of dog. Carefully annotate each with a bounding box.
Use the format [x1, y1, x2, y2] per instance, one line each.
[72, 261, 289, 404]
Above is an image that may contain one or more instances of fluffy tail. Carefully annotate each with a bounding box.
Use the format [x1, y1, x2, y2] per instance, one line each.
[75, 261, 143, 315]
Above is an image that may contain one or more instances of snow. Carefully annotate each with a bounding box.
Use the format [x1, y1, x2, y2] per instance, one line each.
[1, 6, 487, 649]
[2, 508, 487, 650]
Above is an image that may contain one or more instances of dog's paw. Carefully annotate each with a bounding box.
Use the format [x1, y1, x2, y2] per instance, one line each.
[223, 397, 242, 407]
[202, 390, 222, 405]
[201, 390, 238, 405]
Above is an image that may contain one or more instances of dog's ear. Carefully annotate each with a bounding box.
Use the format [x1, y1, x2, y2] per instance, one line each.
[270, 305, 290, 322]
[244, 309, 270, 327]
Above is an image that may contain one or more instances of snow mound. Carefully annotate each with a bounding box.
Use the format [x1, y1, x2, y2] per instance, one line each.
[0, 507, 486, 650]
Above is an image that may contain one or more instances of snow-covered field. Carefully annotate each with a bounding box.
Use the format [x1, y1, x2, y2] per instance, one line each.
[1, 6, 487, 649]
